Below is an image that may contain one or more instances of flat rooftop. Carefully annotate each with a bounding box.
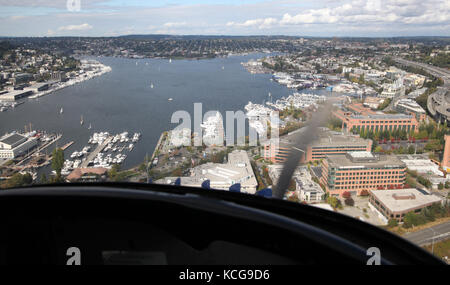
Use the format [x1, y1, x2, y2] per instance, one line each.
[371, 189, 442, 213]
[352, 113, 413, 120]
[311, 132, 371, 148]
[326, 152, 405, 169]
[0, 133, 26, 146]
[279, 128, 370, 148]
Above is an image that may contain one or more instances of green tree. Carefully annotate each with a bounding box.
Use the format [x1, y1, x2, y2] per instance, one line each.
[438, 182, 444, 190]
[3, 173, 32, 188]
[374, 146, 383, 153]
[40, 173, 48, 184]
[108, 164, 120, 181]
[387, 219, 398, 228]
[327, 196, 342, 209]
[445, 181, 450, 189]
[51, 148, 64, 177]
[403, 212, 419, 228]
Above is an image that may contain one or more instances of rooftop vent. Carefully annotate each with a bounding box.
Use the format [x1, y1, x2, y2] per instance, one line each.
[392, 193, 416, 200]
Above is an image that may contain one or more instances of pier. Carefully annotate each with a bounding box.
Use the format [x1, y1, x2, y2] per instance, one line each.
[80, 136, 112, 168]
[16, 134, 62, 167]
[150, 132, 166, 162]
[61, 141, 74, 151]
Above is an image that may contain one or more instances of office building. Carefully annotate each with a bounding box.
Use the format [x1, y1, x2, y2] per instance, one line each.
[369, 189, 442, 223]
[263, 128, 372, 163]
[320, 151, 406, 197]
[334, 108, 419, 134]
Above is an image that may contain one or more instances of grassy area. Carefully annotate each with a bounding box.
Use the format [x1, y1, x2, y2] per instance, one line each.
[385, 216, 450, 236]
[423, 238, 450, 264]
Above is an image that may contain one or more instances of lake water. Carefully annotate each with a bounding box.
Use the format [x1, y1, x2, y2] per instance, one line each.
[0, 53, 328, 173]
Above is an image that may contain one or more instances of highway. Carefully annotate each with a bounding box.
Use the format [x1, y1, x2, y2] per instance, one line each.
[394, 57, 450, 87]
[394, 57, 450, 121]
[403, 220, 450, 246]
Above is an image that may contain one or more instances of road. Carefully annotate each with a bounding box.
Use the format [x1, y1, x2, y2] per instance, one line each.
[394, 57, 450, 121]
[403, 220, 450, 246]
[394, 57, 450, 86]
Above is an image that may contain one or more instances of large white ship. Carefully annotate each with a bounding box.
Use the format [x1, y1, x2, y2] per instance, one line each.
[201, 112, 224, 146]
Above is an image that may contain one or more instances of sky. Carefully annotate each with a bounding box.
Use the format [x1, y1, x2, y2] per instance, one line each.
[0, 0, 449, 37]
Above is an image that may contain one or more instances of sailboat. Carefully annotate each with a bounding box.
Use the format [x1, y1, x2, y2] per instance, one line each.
[150, 83, 154, 89]
[60, 107, 63, 114]
[80, 115, 84, 126]
[222, 66, 225, 70]
[169, 58, 172, 63]
[88, 123, 92, 130]
[168, 98, 173, 101]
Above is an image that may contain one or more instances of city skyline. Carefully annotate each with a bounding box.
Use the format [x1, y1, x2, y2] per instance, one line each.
[0, 0, 449, 37]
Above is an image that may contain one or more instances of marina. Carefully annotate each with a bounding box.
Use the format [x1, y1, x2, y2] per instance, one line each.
[59, 131, 141, 175]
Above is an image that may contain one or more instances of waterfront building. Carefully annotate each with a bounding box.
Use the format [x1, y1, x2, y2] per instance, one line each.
[0, 90, 33, 101]
[320, 151, 406, 197]
[25, 82, 50, 93]
[0, 133, 38, 159]
[369, 189, 442, 224]
[67, 167, 108, 182]
[156, 150, 258, 194]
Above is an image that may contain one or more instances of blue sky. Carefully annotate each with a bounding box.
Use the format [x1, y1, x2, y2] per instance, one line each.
[0, 0, 449, 37]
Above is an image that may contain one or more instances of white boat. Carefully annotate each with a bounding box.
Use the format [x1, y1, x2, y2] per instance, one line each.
[60, 107, 63, 114]
[168, 98, 173, 101]
[151, 83, 154, 89]
[169, 58, 172, 63]
[88, 123, 92, 130]
[80, 115, 84, 125]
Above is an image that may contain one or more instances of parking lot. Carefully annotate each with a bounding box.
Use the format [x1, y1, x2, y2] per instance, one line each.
[336, 195, 387, 226]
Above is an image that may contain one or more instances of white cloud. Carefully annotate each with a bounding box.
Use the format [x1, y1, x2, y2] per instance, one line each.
[57, 23, 92, 31]
[163, 22, 187, 28]
[226, 17, 278, 29]
[224, 0, 449, 33]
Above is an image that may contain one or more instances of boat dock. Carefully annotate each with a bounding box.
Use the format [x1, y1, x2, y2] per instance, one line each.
[16, 134, 62, 166]
[61, 141, 74, 151]
[80, 136, 112, 168]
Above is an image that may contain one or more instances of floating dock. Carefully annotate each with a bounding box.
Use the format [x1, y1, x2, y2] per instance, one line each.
[61, 141, 74, 151]
[80, 136, 112, 168]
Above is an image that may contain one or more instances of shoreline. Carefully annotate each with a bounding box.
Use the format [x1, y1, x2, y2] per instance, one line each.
[28, 61, 112, 100]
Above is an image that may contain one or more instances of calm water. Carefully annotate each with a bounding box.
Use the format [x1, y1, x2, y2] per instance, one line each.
[0, 53, 332, 174]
